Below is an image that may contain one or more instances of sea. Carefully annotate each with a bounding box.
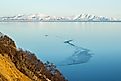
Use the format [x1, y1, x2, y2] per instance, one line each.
[0, 22, 121, 81]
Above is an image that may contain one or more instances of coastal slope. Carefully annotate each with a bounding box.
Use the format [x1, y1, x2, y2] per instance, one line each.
[0, 32, 67, 81]
[0, 54, 32, 81]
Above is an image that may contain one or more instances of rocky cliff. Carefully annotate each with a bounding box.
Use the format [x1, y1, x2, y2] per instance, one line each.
[0, 32, 67, 81]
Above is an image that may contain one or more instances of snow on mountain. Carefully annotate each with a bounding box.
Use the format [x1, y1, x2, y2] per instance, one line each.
[0, 13, 120, 22]
[73, 14, 117, 21]
[0, 32, 4, 37]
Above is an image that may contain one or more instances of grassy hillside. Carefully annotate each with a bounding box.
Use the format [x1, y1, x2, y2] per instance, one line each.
[0, 32, 67, 81]
[0, 54, 32, 81]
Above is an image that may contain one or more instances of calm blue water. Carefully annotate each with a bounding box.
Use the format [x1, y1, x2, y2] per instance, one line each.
[0, 22, 121, 81]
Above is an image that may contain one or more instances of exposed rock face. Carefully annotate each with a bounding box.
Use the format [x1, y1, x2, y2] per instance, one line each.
[0, 32, 67, 81]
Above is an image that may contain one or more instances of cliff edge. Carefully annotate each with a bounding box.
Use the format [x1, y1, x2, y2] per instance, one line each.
[0, 32, 67, 81]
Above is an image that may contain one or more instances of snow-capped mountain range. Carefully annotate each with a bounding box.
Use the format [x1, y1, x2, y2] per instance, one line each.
[0, 13, 121, 22]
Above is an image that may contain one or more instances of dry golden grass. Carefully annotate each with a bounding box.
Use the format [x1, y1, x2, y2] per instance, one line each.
[0, 54, 32, 81]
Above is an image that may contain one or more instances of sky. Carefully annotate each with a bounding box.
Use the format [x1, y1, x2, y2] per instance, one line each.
[0, 0, 121, 18]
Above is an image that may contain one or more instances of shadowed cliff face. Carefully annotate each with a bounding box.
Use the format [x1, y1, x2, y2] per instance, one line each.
[0, 32, 67, 81]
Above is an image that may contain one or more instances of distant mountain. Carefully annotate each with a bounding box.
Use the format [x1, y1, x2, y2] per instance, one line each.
[0, 32, 4, 37]
[0, 32, 67, 81]
[0, 13, 121, 22]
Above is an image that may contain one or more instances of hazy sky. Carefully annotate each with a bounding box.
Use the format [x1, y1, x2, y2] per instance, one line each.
[0, 0, 121, 18]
